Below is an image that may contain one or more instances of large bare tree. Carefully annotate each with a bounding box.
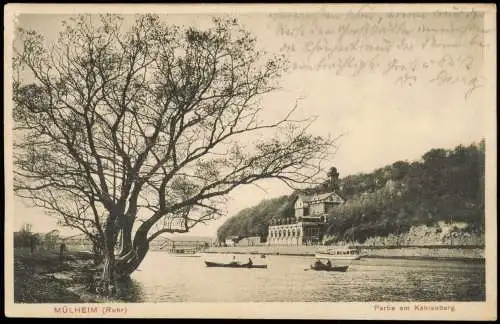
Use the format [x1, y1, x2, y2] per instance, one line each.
[13, 14, 334, 294]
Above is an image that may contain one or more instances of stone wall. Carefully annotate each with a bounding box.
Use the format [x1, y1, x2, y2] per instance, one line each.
[361, 247, 484, 259]
[362, 222, 484, 246]
[323, 222, 484, 247]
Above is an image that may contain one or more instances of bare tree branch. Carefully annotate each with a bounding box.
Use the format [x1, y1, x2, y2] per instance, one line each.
[12, 14, 337, 275]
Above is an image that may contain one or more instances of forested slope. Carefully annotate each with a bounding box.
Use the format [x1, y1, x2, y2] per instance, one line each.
[217, 140, 485, 244]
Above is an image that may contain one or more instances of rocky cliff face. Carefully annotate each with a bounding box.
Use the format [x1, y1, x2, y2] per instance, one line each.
[326, 221, 484, 247]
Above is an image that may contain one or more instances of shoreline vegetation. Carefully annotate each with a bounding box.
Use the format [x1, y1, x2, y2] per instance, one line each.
[14, 245, 484, 303]
[13, 249, 134, 304]
[14, 249, 97, 303]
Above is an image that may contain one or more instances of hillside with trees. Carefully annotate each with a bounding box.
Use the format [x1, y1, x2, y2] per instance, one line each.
[217, 195, 295, 243]
[217, 140, 485, 245]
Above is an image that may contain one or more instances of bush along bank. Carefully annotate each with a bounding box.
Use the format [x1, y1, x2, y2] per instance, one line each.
[14, 250, 105, 303]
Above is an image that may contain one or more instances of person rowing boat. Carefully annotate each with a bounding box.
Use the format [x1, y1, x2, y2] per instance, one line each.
[230, 255, 239, 265]
[312, 258, 334, 270]
[309, 258, 349, 272]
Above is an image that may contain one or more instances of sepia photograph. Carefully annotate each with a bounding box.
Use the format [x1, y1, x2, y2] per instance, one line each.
[4, 3, 497, 320]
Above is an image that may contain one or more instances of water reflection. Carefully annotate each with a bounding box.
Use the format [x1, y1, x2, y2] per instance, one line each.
[118, 252, 485, 303]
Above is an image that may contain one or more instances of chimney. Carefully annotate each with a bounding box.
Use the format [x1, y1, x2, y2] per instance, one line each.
[327, 167, 340, 191]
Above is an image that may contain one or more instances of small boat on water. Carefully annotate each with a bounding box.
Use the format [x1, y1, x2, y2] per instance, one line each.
[309, 247, 356, 272]
[309, 263, 349, 272]
[168, 247, 201, 257]
[204, 261, 268, 269]
[315, 246, 361, 260]
[308, 257, 349, 272]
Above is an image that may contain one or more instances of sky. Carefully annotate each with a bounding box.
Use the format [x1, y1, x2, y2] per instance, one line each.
[7, 8, 493, 239]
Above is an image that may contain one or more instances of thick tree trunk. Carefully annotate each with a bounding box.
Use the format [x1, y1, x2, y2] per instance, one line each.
[115, 242, 149, 278]
[118, 218, 133, 257]
[116, 225, 150, 275]
[99, 217, 119, 297]
[100, 248, 117, 296]
[113, 215, 149, 278]
[92, 241, 104, 266]
[97, 214, 154, 296]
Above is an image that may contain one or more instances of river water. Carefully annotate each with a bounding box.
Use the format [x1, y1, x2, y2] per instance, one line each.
[126, 252, 485, 302]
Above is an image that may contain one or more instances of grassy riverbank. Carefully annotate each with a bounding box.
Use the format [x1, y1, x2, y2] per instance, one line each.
[14, 249, 104, 303]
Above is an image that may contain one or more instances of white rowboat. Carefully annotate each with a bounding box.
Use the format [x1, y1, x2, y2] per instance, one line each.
[315, 246, 361, 260]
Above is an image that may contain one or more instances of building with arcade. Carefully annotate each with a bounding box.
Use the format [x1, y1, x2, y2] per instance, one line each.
[266, 168, 344, 246]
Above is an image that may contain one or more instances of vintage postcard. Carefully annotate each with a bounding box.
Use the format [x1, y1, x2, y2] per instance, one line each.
[4, 3, 497, 320]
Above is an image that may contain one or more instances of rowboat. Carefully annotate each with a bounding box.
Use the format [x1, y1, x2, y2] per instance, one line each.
[309, 264, 349, 272]
[168, 247, 201, 257]
[315, 246, 361, 260]
[204, 261, 268, 269]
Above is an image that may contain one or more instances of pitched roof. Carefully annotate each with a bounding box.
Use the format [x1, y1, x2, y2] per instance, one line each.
[240, 236, 261, 240]
[45, 229, 61, 236]
[313, 192, 336, 200]
[298, 191, 344, 204]
[297, 195, 311, 202]
[168, 235, 213, 242]
[61, 233, 88, 240]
